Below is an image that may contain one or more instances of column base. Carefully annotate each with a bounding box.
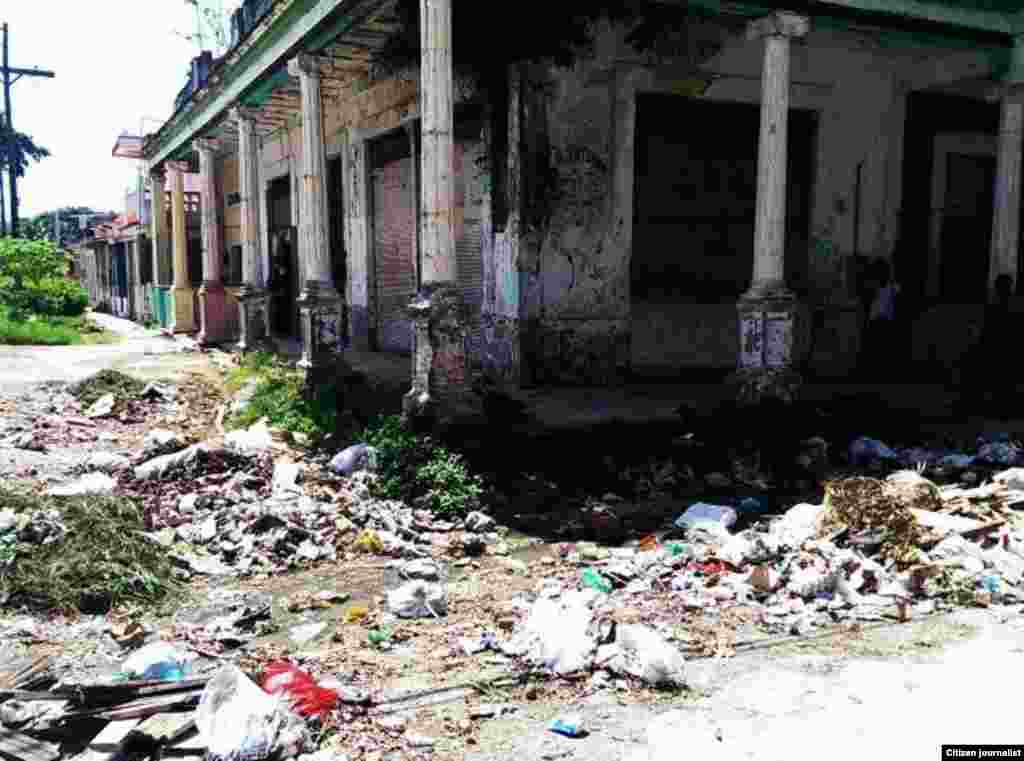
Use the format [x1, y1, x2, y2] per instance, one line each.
[152, 285, 172, 329]
[726, 366, 803, 406]
[297, 281, 345, 374]
[236, 287, 271, 352]
[197, 282, 230, 346]
[733, 288, 803, 404]
[402, 283, 485, 429]
[170, 287, 196, 334]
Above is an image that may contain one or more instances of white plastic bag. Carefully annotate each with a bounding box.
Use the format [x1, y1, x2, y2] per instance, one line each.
[121, 642, 193, 681]
[673, 504, 737, 535]
[606, 625, 686, 688]
[196, 666, 306, 761]
[387, 581, 448, 618]
[503, 589, 598, 675]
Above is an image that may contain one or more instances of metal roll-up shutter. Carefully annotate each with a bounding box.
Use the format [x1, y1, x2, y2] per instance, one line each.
[372, 134, 416, 354]
[455, 139, 484, 365]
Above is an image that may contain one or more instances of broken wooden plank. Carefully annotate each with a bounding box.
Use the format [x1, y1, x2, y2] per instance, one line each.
[0, 730, 60, 761]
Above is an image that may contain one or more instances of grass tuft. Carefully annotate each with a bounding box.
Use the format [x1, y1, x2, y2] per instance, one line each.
[0, 311, 114, 346]
[225, 352, 340, 444]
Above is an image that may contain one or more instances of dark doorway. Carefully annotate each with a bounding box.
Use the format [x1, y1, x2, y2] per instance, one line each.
[327, 156, 345, 292]
[267, 175, 298, 337]
[939, 153, 996, 302]
[631, 94, 817, 371]
[899, 92, 1001, 309]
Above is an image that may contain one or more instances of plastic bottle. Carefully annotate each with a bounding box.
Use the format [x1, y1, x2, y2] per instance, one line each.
[581, 568, 612, 594]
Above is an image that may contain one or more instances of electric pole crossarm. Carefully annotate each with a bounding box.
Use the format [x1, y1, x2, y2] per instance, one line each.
[7, 67, 54, 79]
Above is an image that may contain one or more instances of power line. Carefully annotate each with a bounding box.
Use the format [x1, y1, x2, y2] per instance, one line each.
[2, 22, 55, 238]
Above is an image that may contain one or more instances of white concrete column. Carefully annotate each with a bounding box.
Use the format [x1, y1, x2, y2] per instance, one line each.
[149, 167, 168, 286]
[733, 11, 809, 404]
[169, 162, 188, 290]
[195, 138, 223, 284]
[232, 106, 270, 350]
[402, 0, 481, 424]
[419, 0, 456, 285]
[233, 107, 263, 289]
[990, 86, 1024, 295]
[746, 11, 809, 299]
[288, 54, 335, 293]
[167, 160, 196, 333]
[195, 137, 230, 344]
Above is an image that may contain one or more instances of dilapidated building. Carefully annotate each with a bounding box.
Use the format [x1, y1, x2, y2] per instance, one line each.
[135, 0, 1024, 413]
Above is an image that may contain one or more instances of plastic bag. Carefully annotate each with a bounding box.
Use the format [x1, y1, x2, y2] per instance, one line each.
[260, 661, 338, 718]
[673, 503, 737, 534]
[197, 666, 306, 761]
[503, 589, 598, 675]
[121, 642, 193, 681]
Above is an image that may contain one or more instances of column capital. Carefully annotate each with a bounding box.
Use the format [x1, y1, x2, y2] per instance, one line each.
[165, 160, 190, 175]
[193, 136, 220, 155]
[288, 53, 320, 79]
[987, 81, 1024, 103]
[747, 12, 809, 41]
[231, 105, 261, 126]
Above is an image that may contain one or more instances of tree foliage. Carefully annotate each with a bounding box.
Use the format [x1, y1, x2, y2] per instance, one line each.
[0, 237, 87, 318]
[0, 122, 50, 178]
[24, 207, 110, 246]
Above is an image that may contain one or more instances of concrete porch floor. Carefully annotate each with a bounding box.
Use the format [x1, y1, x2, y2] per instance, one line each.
[256, 337, 1021, 440]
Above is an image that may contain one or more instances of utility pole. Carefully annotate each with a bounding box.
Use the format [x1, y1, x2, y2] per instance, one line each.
[2, 23, 55, 237]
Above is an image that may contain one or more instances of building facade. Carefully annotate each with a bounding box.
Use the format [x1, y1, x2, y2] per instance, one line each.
[135, 0, 1024, 408]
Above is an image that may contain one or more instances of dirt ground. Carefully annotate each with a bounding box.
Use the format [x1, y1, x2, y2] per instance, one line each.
[2, 314, 1024, 760]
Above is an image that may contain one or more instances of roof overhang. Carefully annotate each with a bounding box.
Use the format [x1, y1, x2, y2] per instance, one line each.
[145, 0, 391, 167]
[112, 134, 146, 159]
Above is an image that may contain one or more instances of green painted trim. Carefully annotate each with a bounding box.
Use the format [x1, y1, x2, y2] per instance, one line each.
[811, 0, 1014, 35]
[148, 0, 364, 166]
[242, 67, 292, 107]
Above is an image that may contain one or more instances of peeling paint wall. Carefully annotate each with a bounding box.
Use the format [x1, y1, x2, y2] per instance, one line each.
[496, 20, 938, 380]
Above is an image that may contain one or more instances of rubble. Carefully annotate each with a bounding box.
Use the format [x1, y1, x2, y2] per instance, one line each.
[142, 429, 186, 458]
[48, 472, 117, 497]
[225, 420, 275, 457]
[85, 393, 116, 419]
[85, 451, 131, 473]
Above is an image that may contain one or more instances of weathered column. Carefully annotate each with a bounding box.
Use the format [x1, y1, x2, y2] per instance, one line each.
[195, 137, 230, 344]
[288, 54, 345, 381]
[990, 85, 1024, 297]
[168, 160, 197, 333]
[403, 0, 480, 425]
[733, 11, 809, 404]
[233, 106, 270, 350]
[149, 166, 171, 328]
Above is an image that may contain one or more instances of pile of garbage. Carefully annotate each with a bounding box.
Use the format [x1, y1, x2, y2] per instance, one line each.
[485, 464, 1024, 687]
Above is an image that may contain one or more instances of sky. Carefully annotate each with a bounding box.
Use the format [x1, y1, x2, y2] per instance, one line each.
[4, 1, 241, 219]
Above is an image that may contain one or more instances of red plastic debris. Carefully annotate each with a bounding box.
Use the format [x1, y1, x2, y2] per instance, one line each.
[261, 661, 338, 717]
